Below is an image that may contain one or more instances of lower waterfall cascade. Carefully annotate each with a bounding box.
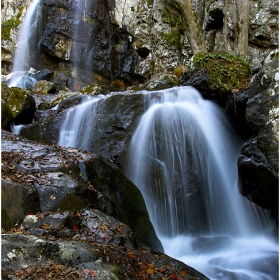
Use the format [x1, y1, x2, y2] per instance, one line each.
[57, 86, 278, 280]
[126, 87, 278, 280]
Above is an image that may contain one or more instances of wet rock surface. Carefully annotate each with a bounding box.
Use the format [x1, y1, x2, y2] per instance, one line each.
[1, 130, 209, 280]
[1, 130, 162, 251]
[1, 83, 36, 126]
[20, 91, 146, 168]
[238, 50, 279, 220]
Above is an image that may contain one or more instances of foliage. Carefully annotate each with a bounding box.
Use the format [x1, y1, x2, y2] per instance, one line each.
[192, 51, 252, 92]
[174, 65, 186, 79]
[1, 6, 24, 40]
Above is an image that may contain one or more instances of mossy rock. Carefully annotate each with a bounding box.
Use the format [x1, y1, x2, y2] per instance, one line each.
[1, 99, 13, 131]
[192, 51, 251, 92]
[1, 208, 13, 231]
[33, 80, 56, 95]
[1, 83, 36, 119]
[49, 89, 81, 108]
[145, 74, 178, 91]
[79, 83, 107, 96]
[52, 194, 87, 212]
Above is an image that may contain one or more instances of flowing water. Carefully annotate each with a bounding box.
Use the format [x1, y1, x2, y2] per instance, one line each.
[71, 0, 97, 90]
[8, 0, 41, 88]
[126, 86, 278, 280]
[58, 96, 102, 150]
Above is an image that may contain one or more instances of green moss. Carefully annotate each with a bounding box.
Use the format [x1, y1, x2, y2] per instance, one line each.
[1, 83, 29, 118]
[1, 6, 24, 40]
[79, 83, 105, 95]
[192, 51, 252, 92]
[162, 31, 182, 48]
[1, 208, 13, 231]
[53, 194, 87, 212]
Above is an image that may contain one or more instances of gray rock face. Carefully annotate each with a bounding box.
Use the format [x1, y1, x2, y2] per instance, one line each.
[1, 130, 162, 252]
[2, 232, 209, 279]
[238, 50, 279, 218]
[20, 91, 146, 168]
[40, 0, 142, 89]
[1, 0, 278, 86]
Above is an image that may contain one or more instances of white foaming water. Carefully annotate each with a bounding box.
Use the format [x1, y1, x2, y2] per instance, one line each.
[161, 235, 278, 280]
[58, 96, 102, 150]
[127, 86, 278, 279]
[11, 124, 25, 135]
[8, 0, 41, 88]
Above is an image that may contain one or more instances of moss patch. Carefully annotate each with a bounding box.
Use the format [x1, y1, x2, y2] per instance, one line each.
[1, 6, 24, 40]
[192, 51, 252, 92]
[53, 194, 87, 212]
[1, 83, 31, 118]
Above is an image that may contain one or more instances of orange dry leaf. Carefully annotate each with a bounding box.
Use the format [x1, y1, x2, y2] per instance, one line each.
[170, 274, 179, 279]
[41, 224, 51, 229]
[180, 270, 189, 275]
[100, 223, 107, 232]
[128, 252, 137, 260]
[155, 267, 166, 273]
[148, 263, 154, 269]
[147, 268, 153, 274]
[54, 265, 63, 270]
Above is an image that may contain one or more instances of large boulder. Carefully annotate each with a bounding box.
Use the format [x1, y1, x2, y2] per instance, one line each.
[1, 83, 36, 126]
[2, 233, 209, 280]
[1, 130, 162, 251]
[238, 50, 279, 219]
[1, 99, 14, 131]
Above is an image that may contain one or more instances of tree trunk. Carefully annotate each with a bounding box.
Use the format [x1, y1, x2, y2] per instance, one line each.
[169, 0, 207, 54]
[224, 0, 250, 56]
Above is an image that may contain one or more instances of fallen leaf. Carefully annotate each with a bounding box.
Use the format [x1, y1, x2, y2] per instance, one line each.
[41, 224, 51, 229]
[127, 252, 137, 260]
[100, 223, 107, 232]
[180, 270, 188, 275]
[155, 267, 166, 273]
[147, 268, 153, 274]
[141, 263, 149, 269]
[170, 274, 179, 279]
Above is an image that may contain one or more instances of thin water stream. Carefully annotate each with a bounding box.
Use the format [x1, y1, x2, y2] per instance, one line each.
[7, 0, 41, 88]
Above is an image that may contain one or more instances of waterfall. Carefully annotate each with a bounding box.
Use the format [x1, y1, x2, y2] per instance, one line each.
[8, 0, 41, 89]
[71, 0, 96, 90]
[58, 96, 102, 150]
[127, 86, 278, 280]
